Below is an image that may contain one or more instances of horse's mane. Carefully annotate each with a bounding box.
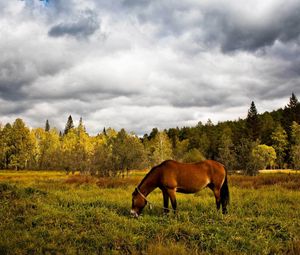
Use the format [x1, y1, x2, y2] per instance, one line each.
[137, 161, 166, 188]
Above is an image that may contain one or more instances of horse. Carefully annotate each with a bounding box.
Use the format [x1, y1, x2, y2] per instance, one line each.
[130, 159, 229, 217]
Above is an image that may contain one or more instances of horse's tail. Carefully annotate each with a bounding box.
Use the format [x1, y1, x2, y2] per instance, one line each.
[220, 171, 230, 210]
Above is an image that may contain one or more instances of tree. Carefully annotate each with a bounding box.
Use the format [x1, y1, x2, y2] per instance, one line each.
[182, 148, 205, 163]
[260, 112, 276, 145]
[246, 101, 261, 140]
[75, 124, 93, 174]
[235, 138, 259, 175]
[78, 117, 86, 133]
[45, 120, 50, 132]
[41, 128, 61, 170]
[252, 144, 277, 170]
[148, 128, 158, 141]
[146, 131, 173, 166]
[188, 127, 210, 158]
[64, 115, 74, 135]
[291, 121, 300, 169]
[217, 126, 236, 171]
[287, 93, 299, 109]
[111, 129, 146, 176]
[92, 133, 113, 177]
[0, 124, 7, 169]
[282, 93, 300, 140]
[166, 127, 179, 149]
[8, 119, 35, 170]
[271, 125, 288, 168]
[173, 138, 189, 161]
[61, 119, 93, 174]
[61, 129, 78, 173]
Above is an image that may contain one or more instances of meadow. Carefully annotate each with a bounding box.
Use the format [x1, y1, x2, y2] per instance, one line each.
[0, 170, 299, 255]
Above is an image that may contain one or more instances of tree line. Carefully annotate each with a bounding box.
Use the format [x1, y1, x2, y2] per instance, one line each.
[1, 93, 300, 176]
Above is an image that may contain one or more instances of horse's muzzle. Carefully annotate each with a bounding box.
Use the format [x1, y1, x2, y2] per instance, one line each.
[130, 209, 139, 218]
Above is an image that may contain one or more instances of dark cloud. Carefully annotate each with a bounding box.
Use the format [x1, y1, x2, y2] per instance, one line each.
[203, 3, 300, 53]
[122, 0, 151, 8]
[125, 1, 300, 53]
[0, 59, 34, 100]
[48, 10, 100, 39]
[0, 100, 32, 115]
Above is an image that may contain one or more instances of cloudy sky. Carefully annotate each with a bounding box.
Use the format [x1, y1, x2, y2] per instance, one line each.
[1, 0, 300, 135]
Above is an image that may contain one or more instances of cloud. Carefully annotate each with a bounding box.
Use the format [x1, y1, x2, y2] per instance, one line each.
[123, 0, 300, 53]
[204, 1, 300, 52]
[1, 0, 300, 135]
[48, 10, 100, 39]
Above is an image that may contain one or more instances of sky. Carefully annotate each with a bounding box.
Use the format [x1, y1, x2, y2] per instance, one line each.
[1, 0, 300, 135]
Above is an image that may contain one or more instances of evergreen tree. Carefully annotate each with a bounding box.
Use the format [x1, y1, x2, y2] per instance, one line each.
[287, 93, 299, 109]
[282, 93, 300, 142]
[64, 115, 74, 135]
[246, 101, 260, 140]
[260, 112, 276, 145]
[148, 128, 159, 141]
[77, 117, 86, 134]
[45, 120, 50, 132]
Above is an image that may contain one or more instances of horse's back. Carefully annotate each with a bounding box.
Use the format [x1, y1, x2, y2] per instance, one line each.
[160, 159, 225, 175]
[157, 160, 226, 192]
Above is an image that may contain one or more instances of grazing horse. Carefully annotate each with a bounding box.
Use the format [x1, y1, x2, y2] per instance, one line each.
[131, 160, 229, 217]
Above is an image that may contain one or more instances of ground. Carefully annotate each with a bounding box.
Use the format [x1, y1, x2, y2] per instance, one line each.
[0, 170, 299, 254]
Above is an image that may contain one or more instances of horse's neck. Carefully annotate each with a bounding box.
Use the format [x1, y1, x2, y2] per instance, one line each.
[139, 171, 158, 197]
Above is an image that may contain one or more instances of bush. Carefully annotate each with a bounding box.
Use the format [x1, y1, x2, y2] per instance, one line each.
[182, 149, 205, 163]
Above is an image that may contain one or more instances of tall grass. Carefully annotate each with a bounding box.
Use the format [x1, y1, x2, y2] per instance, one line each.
[0, 171, 299, 254]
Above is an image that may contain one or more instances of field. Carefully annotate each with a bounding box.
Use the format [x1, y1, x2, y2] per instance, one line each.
[0, 170, 300, 254]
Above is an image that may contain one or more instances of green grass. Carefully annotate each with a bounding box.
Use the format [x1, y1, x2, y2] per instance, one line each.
[0, 171, 299, 254]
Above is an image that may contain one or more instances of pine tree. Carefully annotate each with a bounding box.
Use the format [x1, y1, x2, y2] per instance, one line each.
[45, 120, 50, 132]
[64, 115, 74, 135]
[287, 93, 299, 109]
[246, 101, 260, 140]
[287, 92, 300, 124]
[78, 117, 86, 133]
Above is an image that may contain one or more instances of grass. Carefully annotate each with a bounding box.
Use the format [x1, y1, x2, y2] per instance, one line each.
[0, 171, 299, 254]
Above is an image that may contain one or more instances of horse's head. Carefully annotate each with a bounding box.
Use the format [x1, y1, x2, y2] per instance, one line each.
[130, 188, 147, 218]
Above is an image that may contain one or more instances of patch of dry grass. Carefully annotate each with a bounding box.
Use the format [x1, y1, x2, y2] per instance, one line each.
[63, 175, 142, 188]
[229, 173, 300, 190]
[96, 176, 142, 188]
[64, 175, 98, 185]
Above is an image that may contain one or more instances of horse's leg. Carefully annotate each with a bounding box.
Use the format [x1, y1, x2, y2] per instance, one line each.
[213, 187, 221, 211]
[162, 189, 170, 214]
[166, 188, 177, 213]
[207, 183, 220, 211]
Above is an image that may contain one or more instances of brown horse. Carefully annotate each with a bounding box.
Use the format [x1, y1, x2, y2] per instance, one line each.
[131, 160, 229, 217]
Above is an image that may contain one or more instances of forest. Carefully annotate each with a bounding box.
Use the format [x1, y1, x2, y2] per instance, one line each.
[1, 93, 300, 176]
